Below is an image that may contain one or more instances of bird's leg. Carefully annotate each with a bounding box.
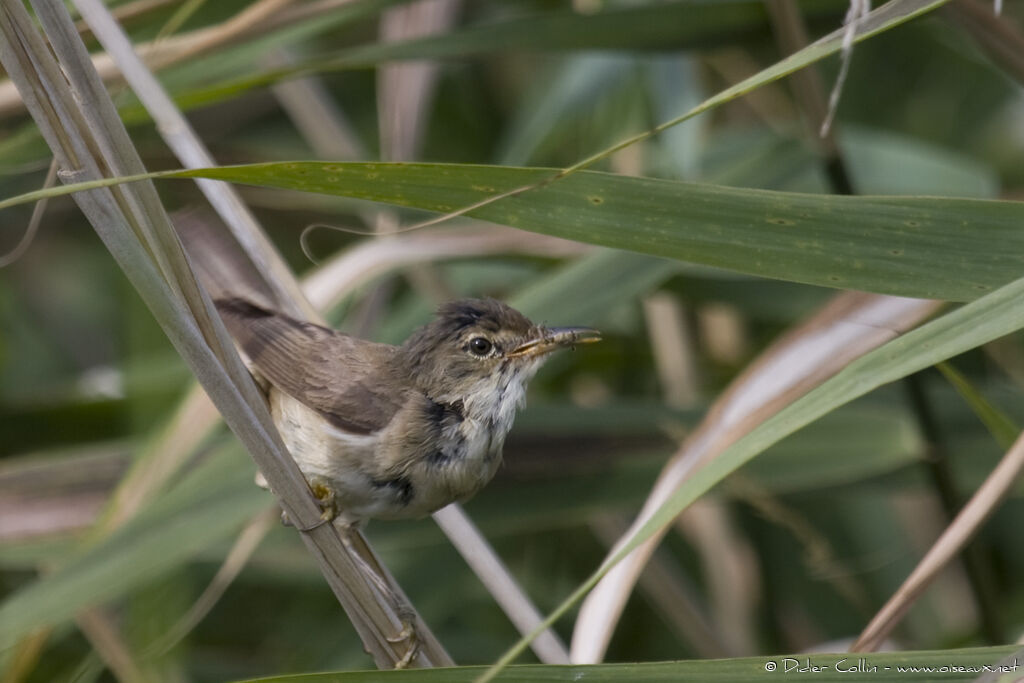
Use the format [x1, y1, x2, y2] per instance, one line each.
[281, 478, 418, 667]
[335, 523, 420, 669]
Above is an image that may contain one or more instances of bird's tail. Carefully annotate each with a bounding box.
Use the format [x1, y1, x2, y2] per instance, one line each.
[171, 207, 278, 309]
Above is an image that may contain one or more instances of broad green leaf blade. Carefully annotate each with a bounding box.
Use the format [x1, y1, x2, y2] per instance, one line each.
[937, 362, 1020, 449]
[2, 162, 1021, 301]
[176, 162, 1021, 302]
[233, 646, 1018, 682]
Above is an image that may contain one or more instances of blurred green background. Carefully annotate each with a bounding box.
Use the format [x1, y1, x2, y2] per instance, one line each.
[2, 1, 1024, 681]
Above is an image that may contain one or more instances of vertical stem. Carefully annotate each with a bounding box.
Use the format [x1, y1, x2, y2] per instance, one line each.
[902, 373, 1003, 644]
[764, 0, 855, 195]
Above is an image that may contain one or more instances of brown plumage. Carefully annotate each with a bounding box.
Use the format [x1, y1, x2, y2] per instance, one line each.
[214, 296, 600, 525]
[217, 298, 403, 435]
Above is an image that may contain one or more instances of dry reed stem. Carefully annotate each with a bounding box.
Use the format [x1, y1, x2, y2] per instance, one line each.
[851, 428, 1024, 652]
[75, 609, 149, 683]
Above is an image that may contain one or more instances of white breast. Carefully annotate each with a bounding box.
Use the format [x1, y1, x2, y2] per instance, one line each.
[459, 357, 541, 457]
[269, 390, 396, 520]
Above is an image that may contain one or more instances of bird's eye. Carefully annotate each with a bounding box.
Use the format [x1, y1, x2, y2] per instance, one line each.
[468, 337, 493, 356]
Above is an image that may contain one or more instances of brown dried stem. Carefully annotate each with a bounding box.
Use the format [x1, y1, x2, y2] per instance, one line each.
[851, 428, 1024, 652]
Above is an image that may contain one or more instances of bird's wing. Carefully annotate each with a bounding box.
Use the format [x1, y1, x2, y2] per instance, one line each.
[216, 298, 404, 435]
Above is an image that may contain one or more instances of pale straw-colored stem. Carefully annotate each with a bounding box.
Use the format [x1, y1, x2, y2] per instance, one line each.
[851, 428, 1024, 652]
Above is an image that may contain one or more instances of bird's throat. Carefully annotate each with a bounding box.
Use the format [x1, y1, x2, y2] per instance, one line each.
[453, 360, 540, 455]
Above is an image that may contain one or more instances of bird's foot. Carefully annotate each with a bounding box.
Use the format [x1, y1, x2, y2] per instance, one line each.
[289, 506, 335, 532]
[387, 606, 419, 669]
[335, 527, 420, 668]
[280, 476, 338, 532]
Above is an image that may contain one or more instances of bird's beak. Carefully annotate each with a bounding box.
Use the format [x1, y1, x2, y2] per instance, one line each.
[508, 327, 602, 358]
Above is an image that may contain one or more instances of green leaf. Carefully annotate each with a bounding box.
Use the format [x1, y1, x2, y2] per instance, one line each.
[704, 126, 1000, 197]
[738, 406, 921, 493]
[3, 161, 1020, 301]
[495, 54, 638, 167]
[231, 645, 1019, 682]
[176, 162, 1024, 302]
[510, 249, 680, 325]
[126, 0, 933, 140]
[156, 0, 833, 115]
[0, 0, 969, 308]
[0, 446, 268, 647]
[840, 128, 1000, 198]
[936, 362, 1020, 449]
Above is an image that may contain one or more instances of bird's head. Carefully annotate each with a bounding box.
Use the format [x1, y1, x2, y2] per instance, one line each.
[400, 298, 600, 411]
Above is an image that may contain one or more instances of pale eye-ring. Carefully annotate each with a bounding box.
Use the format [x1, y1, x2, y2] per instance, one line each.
[468, 336, 493, 356]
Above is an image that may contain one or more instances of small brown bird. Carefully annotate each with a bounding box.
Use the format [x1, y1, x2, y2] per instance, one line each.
[216, 296, 600, 526]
